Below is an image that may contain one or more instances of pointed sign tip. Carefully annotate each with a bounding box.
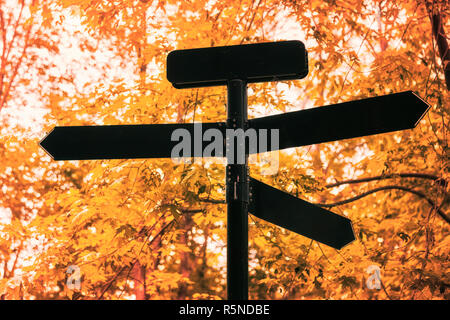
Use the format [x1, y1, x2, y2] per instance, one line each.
[327, 215, 356, 249]
[336, 238, 356, 250]
[407, 91, 431, 128]
[39, 127, 56, 160]
[335, 220, 356, 250]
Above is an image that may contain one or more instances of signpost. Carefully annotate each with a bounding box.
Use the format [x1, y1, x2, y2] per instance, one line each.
[40, 40, 430, 300]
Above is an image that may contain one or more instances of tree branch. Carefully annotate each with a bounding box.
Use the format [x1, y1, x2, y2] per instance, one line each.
[0, 7, 8, 97]
[0, 19, 32, 109]
[325, 173, 444, 188]
[197, 198, 225, 204]
[426, 3, 450, 90]
[317, 185, 450, 224]
[4, 0, 25, 63]
[181, 208, 204, 214]
[98, 219, 175, 300]
[97, 263, 128, 300]
[8, 247, 21, 278]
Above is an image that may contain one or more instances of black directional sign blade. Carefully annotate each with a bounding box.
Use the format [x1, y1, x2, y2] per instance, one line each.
[248, 177, 355, 249]
[167, 40, 308, 89]
[249, 91, 430, 152]
[40, 122, 226, 160]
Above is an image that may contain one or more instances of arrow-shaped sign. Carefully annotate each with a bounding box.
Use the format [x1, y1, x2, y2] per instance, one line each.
[249, 177, 355, 249]
[39, 122, 226, 160]
[249, 91, 430, 151]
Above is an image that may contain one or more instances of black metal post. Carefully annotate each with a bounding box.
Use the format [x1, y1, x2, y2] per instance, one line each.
[226, 79, 249, 300]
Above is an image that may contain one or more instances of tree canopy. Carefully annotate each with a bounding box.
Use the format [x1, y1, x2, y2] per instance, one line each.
[0, 0, 448, 300]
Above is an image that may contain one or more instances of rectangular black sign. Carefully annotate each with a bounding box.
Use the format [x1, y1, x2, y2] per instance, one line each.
[167, 41, 308, 88]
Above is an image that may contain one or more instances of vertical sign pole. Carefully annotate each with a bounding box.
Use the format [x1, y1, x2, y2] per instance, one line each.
[226, 79, 249, 300]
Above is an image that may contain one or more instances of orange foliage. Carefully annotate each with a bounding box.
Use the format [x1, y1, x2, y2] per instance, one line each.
[0, 0, 448, 300]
